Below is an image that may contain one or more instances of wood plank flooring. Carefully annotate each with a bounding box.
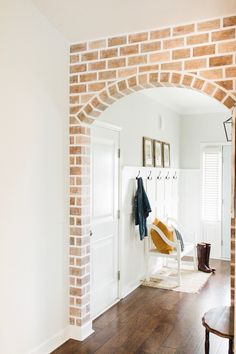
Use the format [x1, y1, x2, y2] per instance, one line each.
[53, 260, 230, 354]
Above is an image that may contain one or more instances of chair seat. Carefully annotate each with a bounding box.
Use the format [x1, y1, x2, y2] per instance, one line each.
[149, 242, 195, 258]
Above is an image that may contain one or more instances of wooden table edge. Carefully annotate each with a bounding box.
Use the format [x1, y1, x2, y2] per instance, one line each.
[202, 318, 234, 340]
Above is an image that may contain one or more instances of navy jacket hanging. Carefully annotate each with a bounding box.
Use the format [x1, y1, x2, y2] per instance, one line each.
[134, 177, 152, 240]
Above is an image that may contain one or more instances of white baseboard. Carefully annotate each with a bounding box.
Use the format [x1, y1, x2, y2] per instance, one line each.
[69, 321, 94, 341]
[121, 279, 142, 299]
[28, 321, 94, 354]
[29, 327, 69, 354]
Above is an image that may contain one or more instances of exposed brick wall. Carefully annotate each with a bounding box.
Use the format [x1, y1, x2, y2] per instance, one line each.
[69, 15, 236, 330]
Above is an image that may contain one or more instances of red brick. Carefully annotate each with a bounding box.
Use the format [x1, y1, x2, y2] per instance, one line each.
[184, 59, 207, 70]
[81, 51, 98, 61]
[223, 16, 236, 27]
[80, 73, 97, 82]
[70, 64, 87, 74]
[225, 67, 236, 78]
[108, 36, 127, 46]
[214, 89, 227, 102]
[209, 55, 233, 67]
[150, 28, 171, 39]
[161, 61, 182, 70]
[193, 44, 215, 56]
[203, 82, 216, 95]
[211, 29, 235, 41]
[218, 41, 236, 53]
[173, 23, 195, 36]
[128, 55, 147, 66]
[139, 64, 159, 72]
[88, 82, 106, 91]
[200, 69, 223, 79]
[88, 61, 106, 71]
[89, 39, 106, 50]
[70, 84, 87, 94]
[70, 55, 80, 64]
[197, 19, 220, 31]
[129, 32, 148, 43]
[120, 44, 139, 56]
[150, 52, 170, 63]
[70, 43, 87, 53]
[216, 80, 233, 90]
[141, 41, 161, 52]
[187, 33, 209, 45]
[108, 58, 126, 68]
[100, 48, 118, 59]
[172, 49, 190, 60]
[163, 38, 184, 49]
[118, 67, 137, 78]
[98, 70, 117, 80]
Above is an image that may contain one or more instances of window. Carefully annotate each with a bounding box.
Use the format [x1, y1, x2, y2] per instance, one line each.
[202, 146, 222, 222]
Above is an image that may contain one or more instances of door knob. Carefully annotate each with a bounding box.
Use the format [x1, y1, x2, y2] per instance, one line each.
[90, 230, 93, 237]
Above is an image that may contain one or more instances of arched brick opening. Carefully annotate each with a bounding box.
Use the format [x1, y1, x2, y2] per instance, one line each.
[77, 71, 235, 124]
[69, 70, 236, 339]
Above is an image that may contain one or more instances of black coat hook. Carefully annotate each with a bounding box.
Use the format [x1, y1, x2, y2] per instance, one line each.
[136, 170, 141, 179]
[173, 171, 177, 180]
[157, 171, 162, 180]
[165, 172, 170, 180]
[147, 171, 152, 180]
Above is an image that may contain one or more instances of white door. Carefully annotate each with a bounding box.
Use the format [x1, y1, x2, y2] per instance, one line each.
[222, 145, 231, 260]
[91, 124, 119, 318]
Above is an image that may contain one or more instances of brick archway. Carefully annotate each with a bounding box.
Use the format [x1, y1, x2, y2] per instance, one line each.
[69, 71, 236, 339]
[74, 71, 235, 125]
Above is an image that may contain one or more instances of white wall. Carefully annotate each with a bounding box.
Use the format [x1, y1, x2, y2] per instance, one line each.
[179, 111, 231, 248]
[180, 112, 229, 169]
[0, 1, 69, 354]
[100, 92, 180, 168]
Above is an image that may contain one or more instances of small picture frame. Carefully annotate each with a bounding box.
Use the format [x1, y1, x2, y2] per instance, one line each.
[163, 142, 171, 168]
[153, 140, 163, 167]
[143, 137, 154, 167]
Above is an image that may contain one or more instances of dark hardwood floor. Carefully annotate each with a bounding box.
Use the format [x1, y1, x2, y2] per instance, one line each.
[53, 260, 230, 354]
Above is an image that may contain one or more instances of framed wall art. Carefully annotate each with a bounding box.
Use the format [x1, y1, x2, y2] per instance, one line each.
[143, 137, 154, 167]
[163, 142, 170, 168]
[153, 140, 163, 167]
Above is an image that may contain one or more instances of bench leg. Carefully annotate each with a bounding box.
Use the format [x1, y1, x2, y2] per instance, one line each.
[228, 339, 233, 354]
[205, 329, 210, 354]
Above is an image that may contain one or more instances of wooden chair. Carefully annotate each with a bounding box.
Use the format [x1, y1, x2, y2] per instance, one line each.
[145, 218, 197, 287]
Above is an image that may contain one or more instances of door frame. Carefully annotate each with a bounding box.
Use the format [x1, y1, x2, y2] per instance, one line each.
[200, 142, 231, 260]
[90, 120, 123, 320]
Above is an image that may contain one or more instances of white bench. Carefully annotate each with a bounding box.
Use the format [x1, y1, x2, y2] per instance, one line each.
[145, 218, 197, 287]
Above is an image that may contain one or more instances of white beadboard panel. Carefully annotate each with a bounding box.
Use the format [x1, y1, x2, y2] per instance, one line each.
[120, 166, 180, 297]
[178, 169, 201, 243]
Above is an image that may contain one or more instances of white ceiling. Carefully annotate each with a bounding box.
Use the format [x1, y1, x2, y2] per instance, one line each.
[33, 0, 236, 42]
[141, 87, 230, 115]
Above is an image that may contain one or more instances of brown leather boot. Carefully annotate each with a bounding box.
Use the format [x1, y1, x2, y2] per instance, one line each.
[205, 243, 216, 273]
[197, 243, 212, 273]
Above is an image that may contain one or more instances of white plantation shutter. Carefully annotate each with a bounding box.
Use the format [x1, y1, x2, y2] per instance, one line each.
[202, 147, 222, 222]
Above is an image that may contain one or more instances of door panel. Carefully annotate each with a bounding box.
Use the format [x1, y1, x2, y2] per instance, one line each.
[91, 125, 119, 318]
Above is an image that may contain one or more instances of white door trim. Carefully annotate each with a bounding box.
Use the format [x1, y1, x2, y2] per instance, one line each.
[93, 120, 122, 132]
